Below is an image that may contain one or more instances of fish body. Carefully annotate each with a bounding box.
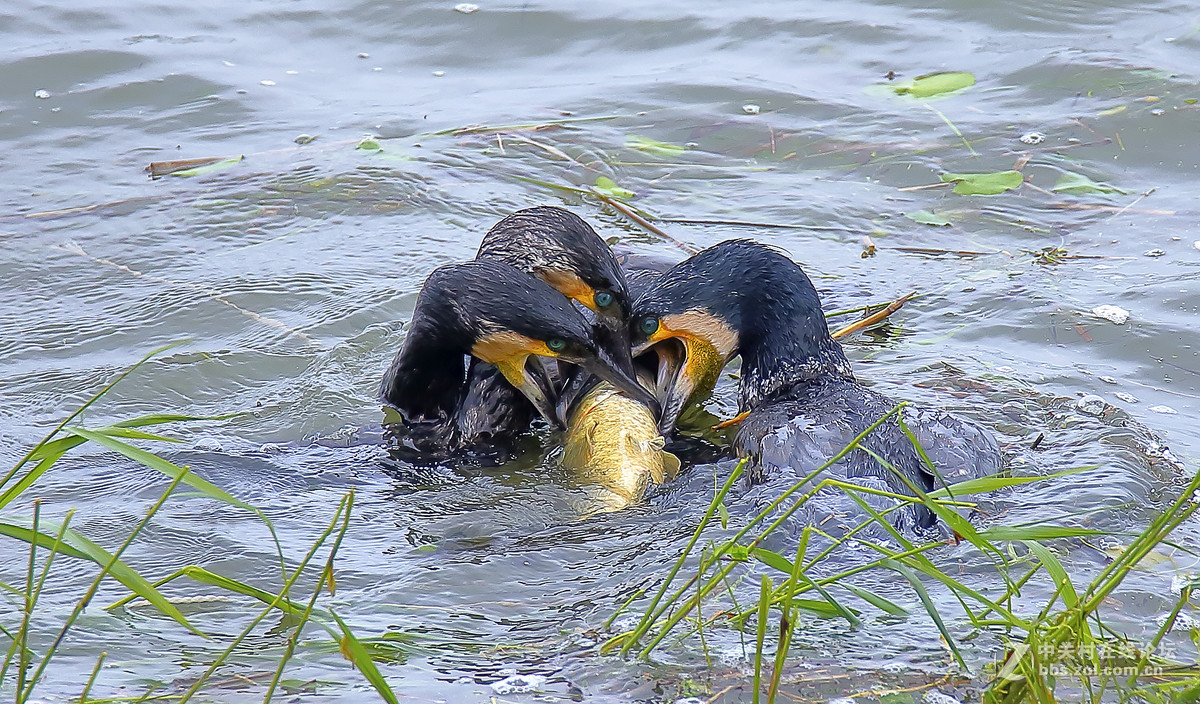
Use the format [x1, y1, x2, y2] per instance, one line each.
[562, 381, 680, 513]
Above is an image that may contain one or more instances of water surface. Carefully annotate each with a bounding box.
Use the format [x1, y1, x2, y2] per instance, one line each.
[2, 0, 1198, 701]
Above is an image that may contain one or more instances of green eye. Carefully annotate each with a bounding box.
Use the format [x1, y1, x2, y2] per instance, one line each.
[547, 338, 566, 351]
[594, 291, 614, 307]
[639, 317, 659, 336]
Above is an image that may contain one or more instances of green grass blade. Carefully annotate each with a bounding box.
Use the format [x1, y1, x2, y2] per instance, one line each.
[0, 518, 200, 636]
[330, 609, 399, 704]
[925, 466, 1092, 499]
[0, 341, 186, 494]
[839, 582, 910, 617]
[982, 526, 1106, 541]
[885, 559, 966, 668]
[178, 566, 311, 617]
[64, 427, 254, 512]
[752, 575, 771, 704]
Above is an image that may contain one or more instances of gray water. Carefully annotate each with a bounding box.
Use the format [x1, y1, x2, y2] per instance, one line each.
[2, 1, 1199, 701]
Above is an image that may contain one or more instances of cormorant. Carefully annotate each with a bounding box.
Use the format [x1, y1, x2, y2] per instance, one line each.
[630, 240, 1000, 530]
[379, 258, 657, 463]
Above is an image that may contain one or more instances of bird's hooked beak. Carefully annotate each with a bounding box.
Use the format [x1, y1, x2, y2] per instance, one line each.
[634, 331, 728, 437]
[492, 355, 564, 430]
[567, 329, 661, 423]
[553, 321, 660, 425]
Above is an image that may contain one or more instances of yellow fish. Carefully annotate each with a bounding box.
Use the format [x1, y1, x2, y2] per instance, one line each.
[562, 380, 680, 513]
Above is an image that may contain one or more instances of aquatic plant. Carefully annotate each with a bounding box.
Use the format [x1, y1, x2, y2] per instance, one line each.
[604, 402, 1200, 703]
[0, 346, 400, 704]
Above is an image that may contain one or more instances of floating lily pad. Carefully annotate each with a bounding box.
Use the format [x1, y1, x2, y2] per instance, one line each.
[1052, 171, 1126, 195]
[593, 176, 634, 200]
[940, 170, 1023, 195]
[892, 72, 975, 99]
[906, 210, 953, 226]
[625, 135, 686, 157]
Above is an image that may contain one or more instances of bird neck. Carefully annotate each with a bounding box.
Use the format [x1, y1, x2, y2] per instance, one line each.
[735, 281, 853, 411]
[380, 302, 472, 422]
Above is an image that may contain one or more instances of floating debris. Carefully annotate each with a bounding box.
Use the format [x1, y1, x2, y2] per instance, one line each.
[294, 133, 317, 144]
[1194, 240, 1200, 252]
[940, 170, 1023, 196]
[357, 52, 369, 58]
[1091, 305, 1130, 324]
[923, 691, 963, 704]
[454, 3, 480, 13]
[1149, 404, 1178, 415]
[1114, 392, 1139, 403]
[742, 103, 761, 115]
[260, 79, 276, 86]
[1144, 248, 1166, 257]
[1019, 131, 1046, 144]
[34, 89, 51, 99]
[890, 71, 975, 98]
[490, 673, 545, 694]
[1099, 375, 1118, 384]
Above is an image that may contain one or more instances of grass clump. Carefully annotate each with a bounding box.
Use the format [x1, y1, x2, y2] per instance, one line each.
[0, 345, 403, 703]
[606, 403, 1200, 703]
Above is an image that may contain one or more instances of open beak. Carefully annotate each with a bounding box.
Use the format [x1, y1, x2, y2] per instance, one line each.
[573, 341, 661, 422]
[495, 356, 563, 430]
[635, 336, 723, 437]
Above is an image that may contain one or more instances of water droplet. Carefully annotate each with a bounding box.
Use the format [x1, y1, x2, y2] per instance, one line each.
[433, 70, 446, 77]
[34, 89, 50, 99]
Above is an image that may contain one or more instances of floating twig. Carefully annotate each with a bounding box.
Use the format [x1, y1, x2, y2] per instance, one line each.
[146, 156, 232, 178]
[590, 190, 699, 254]
[891, 246, 994, 257]
[831, 292, 914, 339]
[656, 217, 852, 233]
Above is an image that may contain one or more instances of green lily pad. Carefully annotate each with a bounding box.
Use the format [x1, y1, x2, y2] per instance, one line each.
[905, 210, 954, 226]
[593, 176, 635, 200]
[892, 71, 975, 99]
[170, 156, 244, 178]
[625, 135, 686, 157]
[940, 170, 1023, 195]
[1052, 171, 1126, 195]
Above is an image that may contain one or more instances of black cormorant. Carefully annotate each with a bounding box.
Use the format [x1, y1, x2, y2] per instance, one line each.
[630, 240, 1000, 530]
[380, 258, 656, 462]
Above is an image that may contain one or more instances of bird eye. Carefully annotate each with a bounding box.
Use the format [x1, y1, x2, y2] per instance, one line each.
[594, 290, 614, 308]
[546, 338, 566, 351]
[639, 317, 659, 336]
